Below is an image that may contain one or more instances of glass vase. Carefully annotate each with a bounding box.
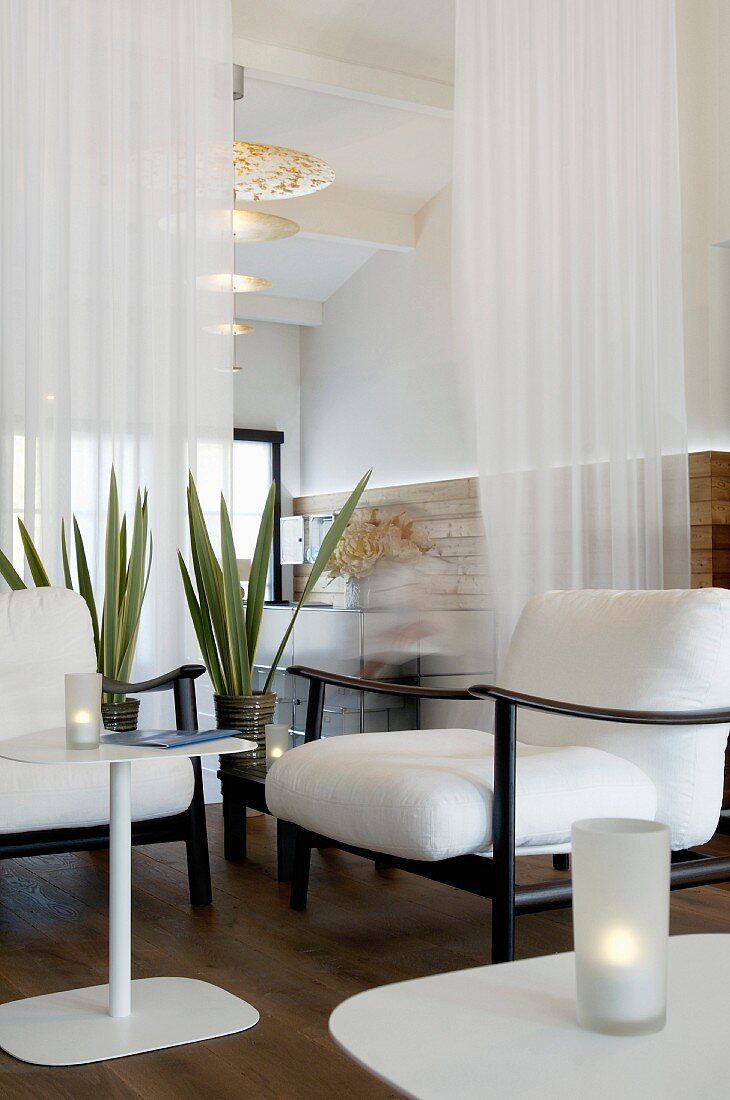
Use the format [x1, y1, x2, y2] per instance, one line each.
[344, 575, 370, 610]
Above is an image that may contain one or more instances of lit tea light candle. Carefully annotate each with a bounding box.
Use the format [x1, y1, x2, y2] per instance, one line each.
[265, 723, 290, 768]
[572, 818, 670, 1036]
[65, 673, 102, 749]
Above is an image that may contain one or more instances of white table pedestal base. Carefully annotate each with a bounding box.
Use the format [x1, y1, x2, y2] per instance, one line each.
[0, 976, 259, 1066]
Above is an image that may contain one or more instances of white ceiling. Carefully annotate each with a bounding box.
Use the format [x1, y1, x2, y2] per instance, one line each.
[231, 0, 454, 309]
[233, 0, 455, 84]
[235, 236, 375, 302]
[236, 78, 453, 216]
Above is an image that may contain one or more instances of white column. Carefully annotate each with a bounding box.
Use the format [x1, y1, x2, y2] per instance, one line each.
[108, 760, 132, 1018]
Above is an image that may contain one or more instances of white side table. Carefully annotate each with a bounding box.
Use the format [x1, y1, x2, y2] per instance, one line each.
[330, 933, 730, 1100]
[0, 728, 259, 1066]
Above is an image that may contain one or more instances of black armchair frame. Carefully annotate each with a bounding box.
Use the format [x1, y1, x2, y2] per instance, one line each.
[285, 666, 730, 963]
[0, 664, 213, 907]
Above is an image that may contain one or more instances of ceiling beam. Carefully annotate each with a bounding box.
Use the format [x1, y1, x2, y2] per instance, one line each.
[236, 294, 323, 327]
[233, 36, 453, 118]
[237, 196, 414, 252]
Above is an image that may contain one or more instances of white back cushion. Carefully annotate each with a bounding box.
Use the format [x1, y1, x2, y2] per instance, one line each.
[0, 587, 97, 741]
[501, 589, 730, 849]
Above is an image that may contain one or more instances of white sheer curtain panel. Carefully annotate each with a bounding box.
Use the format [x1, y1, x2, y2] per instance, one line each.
[453, 0, 690, 668]
[0, 0, 233, 683]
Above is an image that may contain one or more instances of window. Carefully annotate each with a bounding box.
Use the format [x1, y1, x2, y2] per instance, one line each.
[232, 429, 284, 602]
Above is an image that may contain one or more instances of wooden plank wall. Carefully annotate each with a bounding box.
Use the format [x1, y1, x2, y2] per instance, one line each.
[292, 477, 488, 609]
[296, 455, 730, 600]
[689, 452, 730, 810]
[689, 451, 730, 588]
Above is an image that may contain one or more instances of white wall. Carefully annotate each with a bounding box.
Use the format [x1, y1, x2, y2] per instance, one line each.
[299, 186, 476, 495]
[234, 319, 301, 603]
[233, 319, 301, 510]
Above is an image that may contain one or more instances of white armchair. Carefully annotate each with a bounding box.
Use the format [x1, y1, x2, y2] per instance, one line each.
[266, 589, 730, 961]
[0, 587, 212, 905]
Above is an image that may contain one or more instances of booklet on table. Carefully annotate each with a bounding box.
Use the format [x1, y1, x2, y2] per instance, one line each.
[101, 729, 241, 749]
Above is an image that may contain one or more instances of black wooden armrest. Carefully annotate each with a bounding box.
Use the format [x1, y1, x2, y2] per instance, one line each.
[288, 665, 472, 701]
[469, 684, 730, 725]
[102, 663, 206, 696]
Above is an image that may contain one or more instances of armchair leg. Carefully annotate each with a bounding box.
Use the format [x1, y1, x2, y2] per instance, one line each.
[185, 759, 212, 907]
[553, 854, 570, 872]
[223, 799, 247, 862]
[491, 884, 515, 965]
[491, 698, 517, 964]
[277, 820, 296, 883]
[290, 827, 312, 911]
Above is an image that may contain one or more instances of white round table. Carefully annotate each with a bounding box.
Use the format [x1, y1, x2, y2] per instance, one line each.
[0, 728, 258, 1066]
[330, 933, 730, 1099]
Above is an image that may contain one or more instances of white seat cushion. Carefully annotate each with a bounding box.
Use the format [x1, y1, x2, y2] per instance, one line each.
[0, 758, 194, 834]
[265, 729, 656, 861]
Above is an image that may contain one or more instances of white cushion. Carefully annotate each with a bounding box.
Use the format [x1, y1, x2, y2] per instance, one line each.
[0, 587, 97, 740]
[265, 729, 656, 861]
[501, 589, 730, 849]
[0, 758, 194, 833]
[0, 587, 194, 832]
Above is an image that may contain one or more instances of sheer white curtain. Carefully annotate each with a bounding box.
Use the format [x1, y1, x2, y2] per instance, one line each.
[453, 0, 690, 668]
[0, 0, 233, 682]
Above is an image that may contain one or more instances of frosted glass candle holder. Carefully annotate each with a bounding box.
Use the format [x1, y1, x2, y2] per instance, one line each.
[571, 818, 670, 1036]
[65, 672, 102, 749]
[265, 723, 290, 768]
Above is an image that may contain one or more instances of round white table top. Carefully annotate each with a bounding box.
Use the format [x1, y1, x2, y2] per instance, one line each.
[0, 728, 254, 765]
[329, 933, 730, 1100]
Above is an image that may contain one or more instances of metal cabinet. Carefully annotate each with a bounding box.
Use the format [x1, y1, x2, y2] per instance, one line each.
[252, 605, 494, 741]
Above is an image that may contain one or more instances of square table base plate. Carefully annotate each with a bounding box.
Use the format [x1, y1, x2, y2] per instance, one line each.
[0, 977, 259, 1066]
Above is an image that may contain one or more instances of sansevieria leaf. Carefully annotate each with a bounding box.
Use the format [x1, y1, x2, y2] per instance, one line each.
[17, 520, 51, 586]
[101, 468, 120, 678]
[179, 551, 224, 695]
[187, 476, 234, 691]
[61, 520, 73, 590]
[0, 547, 26, 591]
[220, 494, 250, 696]
[245, 480, 276, 672]
[73, 516, 100, 656]
[262, 468, 371, 693]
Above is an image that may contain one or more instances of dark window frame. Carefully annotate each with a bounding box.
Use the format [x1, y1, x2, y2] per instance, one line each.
[233, 428, 285, 602]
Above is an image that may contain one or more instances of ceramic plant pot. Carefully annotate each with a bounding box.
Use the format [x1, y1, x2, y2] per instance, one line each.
[214, 692, 277, 771]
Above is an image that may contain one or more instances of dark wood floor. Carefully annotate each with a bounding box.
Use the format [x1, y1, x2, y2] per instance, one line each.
[0, 811, 728, 1100]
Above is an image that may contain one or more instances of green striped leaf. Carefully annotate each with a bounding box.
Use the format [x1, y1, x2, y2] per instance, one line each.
[60, 520, 74, 590]
[187, 477, 234, 692]
[178, 540, 224, 693]
[17, 519, 51, 586]
[101, 468, 121, 678]
[178, 551, 224, 694]
[263, 469, 371, 693]
[220, 493, 250, 696]
[0, 547, 26, 591]
[73, 516, 100, 659]
[116, 491, 150, 682]
[117, 515, 127, 609]
[245, 480, 275, 672]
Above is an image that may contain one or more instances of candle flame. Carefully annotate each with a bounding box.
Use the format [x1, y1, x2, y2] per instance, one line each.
[74, 709, 93, 724]
[602, 928, 639, 967]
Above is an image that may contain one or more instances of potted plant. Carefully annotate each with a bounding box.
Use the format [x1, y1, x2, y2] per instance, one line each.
[178, 469, 370, 765]
[0, 468, 152, 730]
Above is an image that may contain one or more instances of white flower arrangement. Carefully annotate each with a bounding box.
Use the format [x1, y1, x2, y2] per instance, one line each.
[326, 509, 433, 582]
